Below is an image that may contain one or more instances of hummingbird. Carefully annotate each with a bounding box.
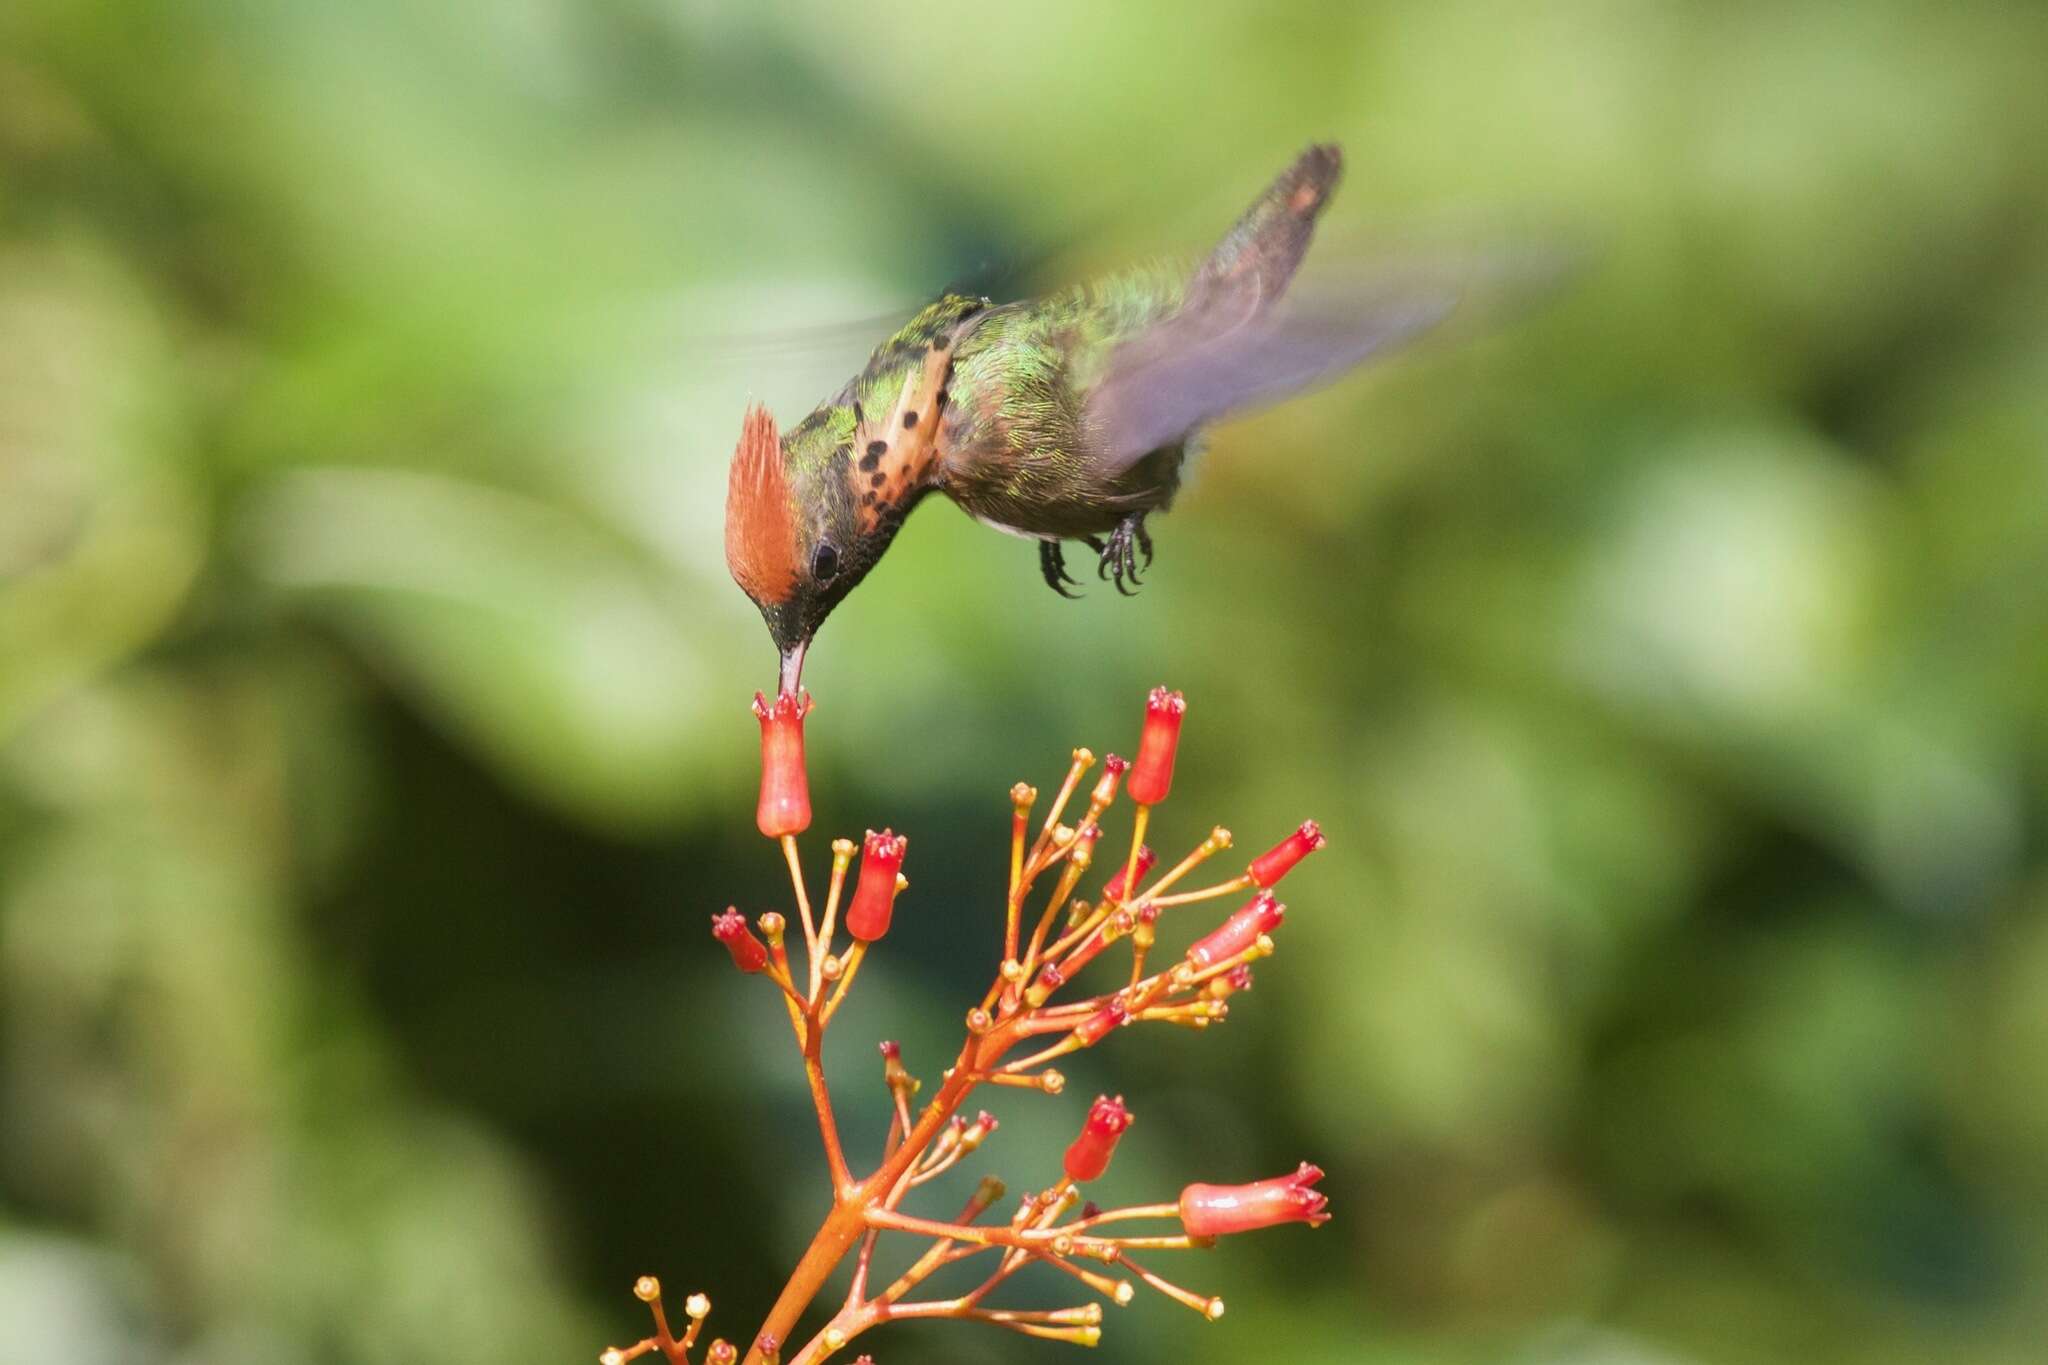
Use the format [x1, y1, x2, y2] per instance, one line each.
[725, 144, 1459, 695]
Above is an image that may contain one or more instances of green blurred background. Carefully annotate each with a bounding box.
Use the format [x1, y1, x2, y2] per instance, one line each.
[5, 3, 2048, 1363]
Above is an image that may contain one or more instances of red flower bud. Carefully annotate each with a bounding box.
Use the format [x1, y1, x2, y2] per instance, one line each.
[879, 1038, 914, 1094]
[1064, 1094, 1133, 1183]
[1126, 687, 1185, 805]
[1187, 892, 1284, 969]
[1074, 995, 1130, 1046]
[1208, 964, 1255, 1000]
[845, 828, 908, 941]
[1179, 1163, 1329, 1236]
[1100, 845, 1158, 904]
[752, 690, 813, 838]
[1091, 754, 1128, 807]
[1248, 820, 1326, 888]
[711, 908, 769, 974]
[1022, 959, 1066, 1008]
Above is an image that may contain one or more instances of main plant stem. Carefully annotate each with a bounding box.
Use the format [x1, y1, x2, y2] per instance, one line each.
[743, 1025, 1020, 1365]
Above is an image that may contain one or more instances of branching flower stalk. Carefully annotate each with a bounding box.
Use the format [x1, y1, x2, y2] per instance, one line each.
[604, 686, 1331, 1365]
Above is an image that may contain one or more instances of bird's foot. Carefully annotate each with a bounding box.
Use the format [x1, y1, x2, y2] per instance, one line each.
[1039, 539, 1082, 598]
[1094, 516, 1149, 595]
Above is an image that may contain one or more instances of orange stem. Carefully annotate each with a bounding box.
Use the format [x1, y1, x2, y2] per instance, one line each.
[742, 1022, 1023, 1365]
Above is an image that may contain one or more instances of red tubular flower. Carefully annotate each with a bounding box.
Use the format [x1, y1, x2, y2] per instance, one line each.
[1248, 820, 1326, 888]
[1187, 891, 1284, 969]
[1100, 845, 1158, 904]
[1179, 1163, 1329, 1236]
[1126, 687, 1186, 805]
[752, 690, 813, 838]
[1073, 995, 1130, 1046]
[711, 908, 769, 974]
[1063, 1095, 1133, 1183]
[845, 828, 908, 941]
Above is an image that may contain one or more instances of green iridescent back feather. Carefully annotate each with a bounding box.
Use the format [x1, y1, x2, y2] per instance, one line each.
[773, 143, 1358, 552]
[937, 262, 1191, 537]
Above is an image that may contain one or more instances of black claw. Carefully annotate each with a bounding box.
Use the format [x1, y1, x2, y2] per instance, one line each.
[1040, 540, 1082, 599]
[1092, 516, 1152, 596]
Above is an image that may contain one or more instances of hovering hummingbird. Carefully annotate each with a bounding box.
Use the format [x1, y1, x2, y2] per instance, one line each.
[726, 144, 1460, 695]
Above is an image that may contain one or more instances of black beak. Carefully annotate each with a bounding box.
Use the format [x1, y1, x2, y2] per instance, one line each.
[778, 639, 807, 697]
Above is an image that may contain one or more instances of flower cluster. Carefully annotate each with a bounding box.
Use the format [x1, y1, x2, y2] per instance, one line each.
[605, 686, 1329, 1365]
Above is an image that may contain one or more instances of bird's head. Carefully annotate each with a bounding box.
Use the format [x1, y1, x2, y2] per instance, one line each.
[725, 403, 903, 695]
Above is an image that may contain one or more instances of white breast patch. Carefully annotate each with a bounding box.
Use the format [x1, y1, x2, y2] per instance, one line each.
[969, 513, 1051, 542]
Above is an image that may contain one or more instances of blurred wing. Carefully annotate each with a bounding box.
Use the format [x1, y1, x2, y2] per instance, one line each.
[1083, 270, 1461, 469]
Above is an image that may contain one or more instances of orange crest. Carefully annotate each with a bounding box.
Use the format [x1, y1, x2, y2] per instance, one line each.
[725, 404, 799, 605]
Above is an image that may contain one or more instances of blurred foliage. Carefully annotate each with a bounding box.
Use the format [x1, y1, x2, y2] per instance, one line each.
[4, 3, 2048, 1364]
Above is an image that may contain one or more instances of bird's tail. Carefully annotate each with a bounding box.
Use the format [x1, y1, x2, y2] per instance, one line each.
[1192, 143, 1344, 307]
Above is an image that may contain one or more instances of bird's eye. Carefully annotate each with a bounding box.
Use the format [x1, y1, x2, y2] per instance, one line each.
[811, 542, 840, 583]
